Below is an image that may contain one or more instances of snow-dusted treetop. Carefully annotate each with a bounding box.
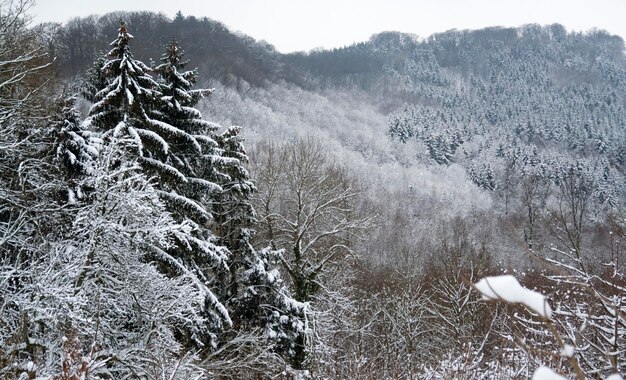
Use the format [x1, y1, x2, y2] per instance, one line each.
[474, 275, 552, 319]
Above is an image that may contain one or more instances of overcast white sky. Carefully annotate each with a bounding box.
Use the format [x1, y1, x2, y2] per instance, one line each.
[31, 0, 626, 53]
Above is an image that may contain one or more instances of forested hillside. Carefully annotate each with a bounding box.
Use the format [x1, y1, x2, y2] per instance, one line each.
[1, 4, 625, 379]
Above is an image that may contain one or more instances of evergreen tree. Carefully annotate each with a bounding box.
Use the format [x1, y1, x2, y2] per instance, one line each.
[8, 138, 209, 379]
[234, 231, 309, 366]
[152, 38, 224, 219]
[215, 127, 308, 365]
[84, 23, 231, 349]
[52, 93, 101, 202]
[81, 55, 108, 104]
[155, 40, 308, 366]
[86, 23, 157, 134]
[86, 23, 203, 191]
[212, 128, 253, 232]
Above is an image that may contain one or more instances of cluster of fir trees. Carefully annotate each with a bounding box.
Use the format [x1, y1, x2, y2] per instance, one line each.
[1, 19, 308, 379]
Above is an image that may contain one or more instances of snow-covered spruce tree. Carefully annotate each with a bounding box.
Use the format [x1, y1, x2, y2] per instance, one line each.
[51, 92, 101, 202]
[155, 40, 308, 372]
[153, 41, 251, 291]
[210, 126, 258, 299]
[212, 126, 256, 264]
[152, 39, 224, 218]
[86, 24, 157, 132]
[84, 24, 230, 348]
[87, 24, 206, 197]
[202, 232, 309, 377]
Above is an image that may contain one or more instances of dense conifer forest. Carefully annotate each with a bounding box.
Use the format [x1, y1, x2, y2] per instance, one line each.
[1, 2, 625, 378]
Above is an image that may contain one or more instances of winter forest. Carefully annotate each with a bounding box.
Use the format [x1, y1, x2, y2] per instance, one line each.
[1, 0, 625, 378]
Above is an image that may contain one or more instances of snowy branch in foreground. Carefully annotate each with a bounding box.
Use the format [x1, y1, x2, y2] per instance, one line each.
[474, 275, 552, 319]
[472, 275, 626, 380]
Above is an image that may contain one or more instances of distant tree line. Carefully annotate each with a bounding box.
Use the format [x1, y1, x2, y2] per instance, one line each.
[40, 10, 283, 88]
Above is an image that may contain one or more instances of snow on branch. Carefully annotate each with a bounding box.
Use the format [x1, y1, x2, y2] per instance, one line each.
[156, 190, 211, 222]
[139, 157, 187, 183]
[135, 128, 169, 155]
[146, 117, 202, 153]
[474, 275, 552, 319]
[187, 177, 222, 193]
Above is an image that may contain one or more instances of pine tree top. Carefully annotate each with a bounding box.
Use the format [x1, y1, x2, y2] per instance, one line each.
[160, 39, 189, 69]
[155, 40, 214, 128]
[156, 40, 197, 96]
[89, 23, 158, 130]
[110, 23, 134, 54]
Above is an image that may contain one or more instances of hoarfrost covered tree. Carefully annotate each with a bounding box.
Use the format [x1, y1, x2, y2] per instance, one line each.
[466, 159, 625, 378]
[252, 139, 370, 303]
[0, 0, 58, 289]
[251, 138, 370, 369]
[472, 271, 625, 380]
[2, 138, 209, 379]
[535, 160, 626, 377]
[65, 140, 210, 378]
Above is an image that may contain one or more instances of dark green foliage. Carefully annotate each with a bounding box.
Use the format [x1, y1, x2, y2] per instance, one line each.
[212, 126, 256, 247]
[230, 230, 308, 368]
[150, 40, 224, 223]
[150, 39, 308, 362]
[87, 27, 218, 226]
[88, 23, 159, 131]
[51, 93, 100, 203]
[468, 163, 496, 191]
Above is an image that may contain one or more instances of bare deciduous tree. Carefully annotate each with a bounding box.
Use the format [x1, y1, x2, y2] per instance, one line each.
[250, 138, 371, 368]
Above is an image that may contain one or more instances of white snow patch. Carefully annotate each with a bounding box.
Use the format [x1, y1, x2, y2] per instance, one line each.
[606, 375, 623, 380]
[474, 275, 552, 319]
[125, 87, 134, 105]
[532, 366, 566, 380]
[560, 344, 574, 358]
